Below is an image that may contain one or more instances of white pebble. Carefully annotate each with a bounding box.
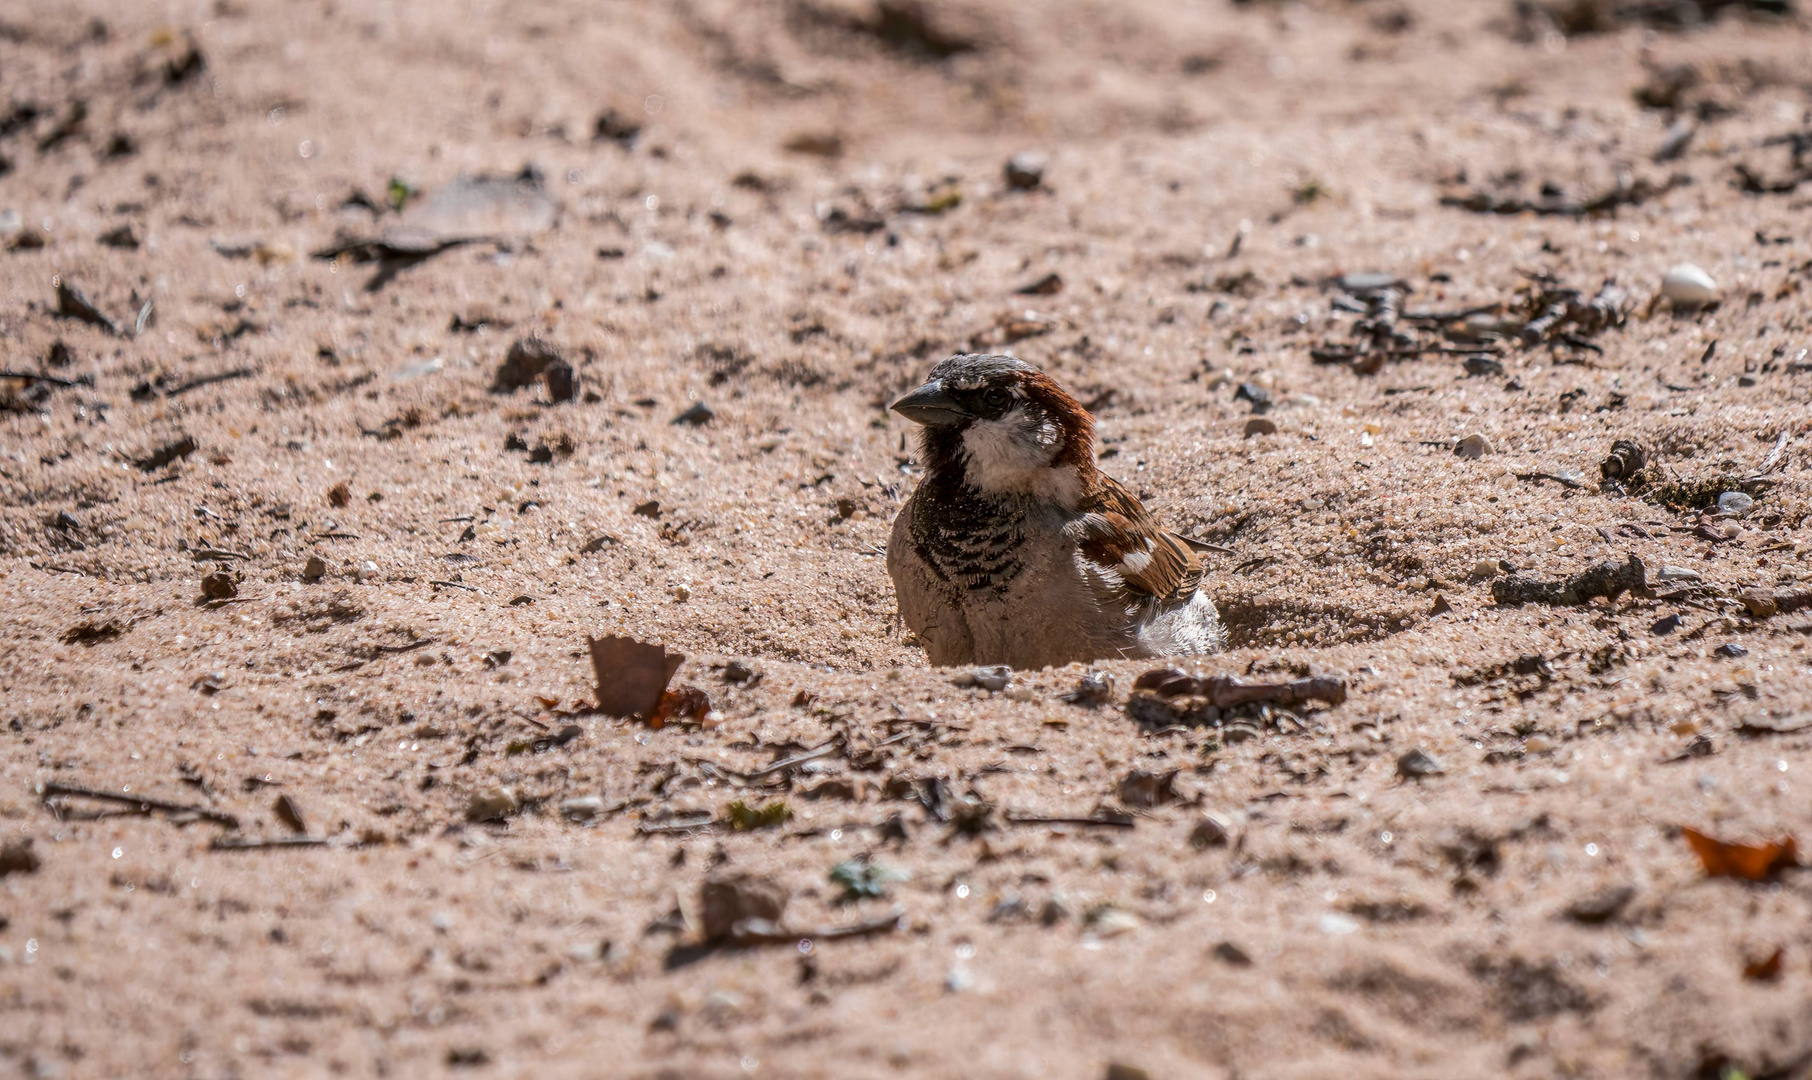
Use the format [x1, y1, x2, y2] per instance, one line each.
[1454, 434, 1493, 459]
[1716, 491, 1753, 516]
[1318, 912, 1359, 936]
[1660, 263, 1719, 306]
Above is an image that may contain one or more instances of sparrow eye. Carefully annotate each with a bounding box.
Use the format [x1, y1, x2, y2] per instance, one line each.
[982, 387, 1011, 410]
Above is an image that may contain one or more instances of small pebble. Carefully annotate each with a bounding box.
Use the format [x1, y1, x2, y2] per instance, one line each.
[466, 785, 520, 822]
[1716, 491, 1754, 516]
[1651, 613, 1683, 635]
[1660, 263, 1719, 306]
[1234, 382, 1272, 414]
[1063, 671, 1115, 707]
[545, 360, 579, 404]
[1318, 912, 1359, 936]
[355, 560, 379, 582]
[1396, 748, 1444, 779]
[1004, 151, 1047, 190]
[1740, 592, 1778, 618]
[201, 571, 237, 600]
[1462, 356, 1505, 377]
[302, 555, 327, 581]
[559, 795, 606, 821]
[1472, 558, 1499, 578]
[1716, 643, 1748, 658]
[1190, 814, 1234, 849]
[1453, 434, 1492, 459]
[1335, 272, 1405, 295]
[971, 665, 1011, 692]
[1244, 417, 1277, 437]
[672, 401, 715, 426]
[1524, 734, 1557, 753]
[1088, 907, 1143, 937]
[1656, 565, 1702, 582]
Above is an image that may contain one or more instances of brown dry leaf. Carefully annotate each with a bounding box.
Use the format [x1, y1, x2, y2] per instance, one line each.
[651, 685, 711, 728]
[587, 635, 684, 719]
[1681, 826, 1799, 880]
[1744, 947, 1785, 982]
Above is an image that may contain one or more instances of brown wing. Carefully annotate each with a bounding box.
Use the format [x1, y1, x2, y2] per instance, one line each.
[1072, 476, 1204, 602]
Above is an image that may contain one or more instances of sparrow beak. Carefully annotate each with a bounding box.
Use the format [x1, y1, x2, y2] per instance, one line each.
[890, 380, 967, 426]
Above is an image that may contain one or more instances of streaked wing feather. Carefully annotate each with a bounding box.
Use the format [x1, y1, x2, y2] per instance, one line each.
[1074, 477, 1203, 601]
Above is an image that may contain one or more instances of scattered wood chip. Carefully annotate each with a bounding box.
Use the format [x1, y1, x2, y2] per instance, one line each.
[55, 278, 123, 335]
[1681, 826, 1798, 881]
[1492, 554, 1652, 607]
[1744, 947, 1785, 982]
[273, 793, 307, 834]
[1126, 668, 1347, 728]
[0, 839, 41, 877]
[588, 635, 685, 719]
[132, 435, 197, 472]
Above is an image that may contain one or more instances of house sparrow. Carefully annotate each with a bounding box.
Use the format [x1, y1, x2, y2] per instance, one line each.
[887, 353, 1226, 669]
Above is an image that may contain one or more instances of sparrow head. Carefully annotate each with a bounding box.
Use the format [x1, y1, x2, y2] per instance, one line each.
[892, 354, 1096, 503]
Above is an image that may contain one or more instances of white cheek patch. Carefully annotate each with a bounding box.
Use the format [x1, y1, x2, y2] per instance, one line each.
[959, 406, 1082, 506]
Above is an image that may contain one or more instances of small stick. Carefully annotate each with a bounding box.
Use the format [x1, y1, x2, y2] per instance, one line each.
[728, 909, 905, 946]
[375, 638, 436, 653]
[428, 580, 479, 592]
[1004, 814, 1136, 830]
[190, 548, 253, 562]
[211, 835, 332, 851]
[636, 815, 719, 835]
[1760, 431, 1791, 473]
[737, 741, 843, 783]
[0, 371, 88, 388]
[165, 368, 255, 397]
[41, 781, 239, 828]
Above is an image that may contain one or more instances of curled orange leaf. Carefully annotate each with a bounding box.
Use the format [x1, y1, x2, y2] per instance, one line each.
[1681, 826, 1798, 881]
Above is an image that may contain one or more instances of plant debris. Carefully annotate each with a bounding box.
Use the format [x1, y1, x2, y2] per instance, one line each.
[1491, 554, 1651, 607]
[1681, 826, 1798, 880]
[588, 635, 685, 719]
[492, 337, 564, 393]
[1126, 668, 1347, 728]
[131, 436, 198, 472]
[41, 781, 239, 828]
[1599, 439, 1648, 483]
[55, 279, 124, 336]
[725, 800, 793, 830]
[1311, 273, 1627, 374]
[1439, 173, 1689, 217]
[700, 872, 790, 942]
[830, 858, 908, 902]
[310, 229, 502, 292]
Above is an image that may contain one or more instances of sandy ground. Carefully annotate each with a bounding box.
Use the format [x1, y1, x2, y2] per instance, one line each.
[3, 1, 1812, 1076]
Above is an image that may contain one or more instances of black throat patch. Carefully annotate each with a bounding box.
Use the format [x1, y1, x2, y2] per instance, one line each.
[908, 462, 1029, 595]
